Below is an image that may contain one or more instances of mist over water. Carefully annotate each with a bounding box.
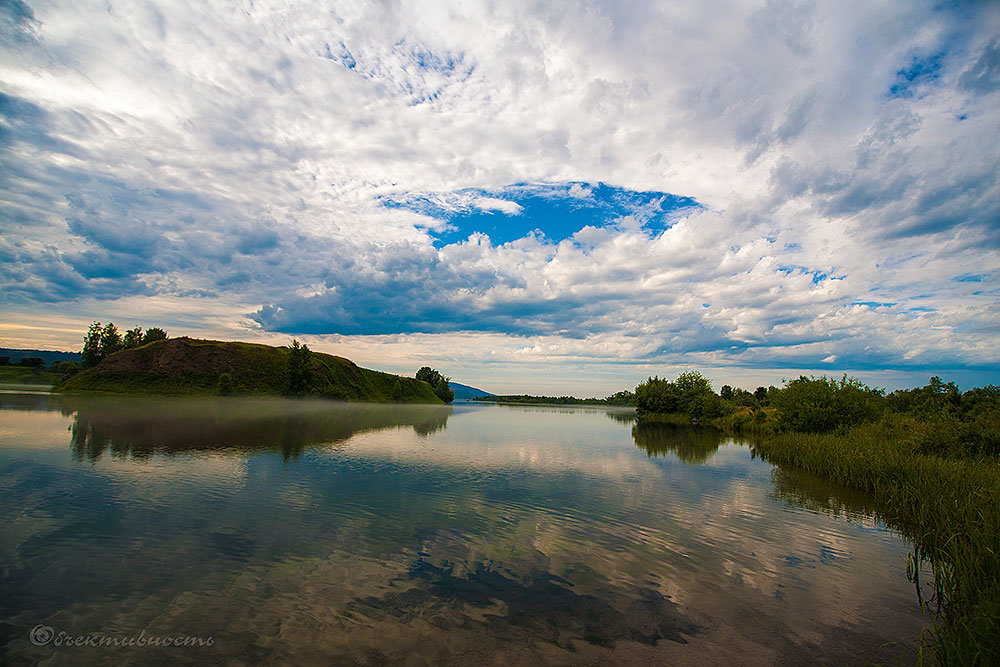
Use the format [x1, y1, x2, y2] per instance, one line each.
[1, 394, 927, 664]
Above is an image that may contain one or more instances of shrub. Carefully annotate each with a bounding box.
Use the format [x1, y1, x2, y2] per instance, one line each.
[285, 340, 313, 396]
[635, 371, 721, 419]
[217, 372, 234, 396]
[771, 375, 884, 433]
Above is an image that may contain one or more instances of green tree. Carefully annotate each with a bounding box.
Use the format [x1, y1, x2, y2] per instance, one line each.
[99, 323, 123, 358]
[434, 377, 455, 403]
[772, 375, 884, 433]
[635, 371, 722, 419]
[415, 366, 454, 403]
[634, 376, 681, 415]
[123, 326, 144, 349]
[285, 340, 313, 396]
[720, 385, 734, 401]
[217, 372, 235, 396]
[18, 356, 45, 368]
[82, 321, 104, 368]
[142, 327, 168, 344]
[49, 361, 81, 375]
[416, 366, 443, 386]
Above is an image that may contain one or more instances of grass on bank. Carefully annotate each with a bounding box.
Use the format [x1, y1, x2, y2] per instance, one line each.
[633, 372, 999, 663]
[0, 365, 66, 386]
[646, 406, 999, 664]
[747, 420, 1000, 665]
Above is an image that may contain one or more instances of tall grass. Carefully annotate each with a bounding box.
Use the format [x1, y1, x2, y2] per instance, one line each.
[749, 421, 1000, 665]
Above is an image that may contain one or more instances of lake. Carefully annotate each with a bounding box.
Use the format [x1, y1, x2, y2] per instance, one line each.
[0, 393, 929, 665]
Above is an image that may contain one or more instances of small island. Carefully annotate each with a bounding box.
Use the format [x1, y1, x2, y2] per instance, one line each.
[55, 323, 448, 403]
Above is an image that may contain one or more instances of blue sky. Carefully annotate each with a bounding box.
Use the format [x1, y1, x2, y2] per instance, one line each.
[1, 0, 998, 394]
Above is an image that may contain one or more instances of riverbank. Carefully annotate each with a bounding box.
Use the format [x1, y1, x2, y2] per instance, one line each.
[637, 410, 1000, 663]
[750, 424, 999, 665]
[0, 366, 63, 386]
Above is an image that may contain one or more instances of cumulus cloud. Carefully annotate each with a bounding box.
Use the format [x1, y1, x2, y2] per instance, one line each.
[0, 0, 998, 384]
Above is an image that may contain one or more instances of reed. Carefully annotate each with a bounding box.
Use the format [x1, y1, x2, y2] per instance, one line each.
[750, 424, 1000, 665]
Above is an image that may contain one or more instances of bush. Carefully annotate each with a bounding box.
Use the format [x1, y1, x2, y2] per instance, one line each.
[415, 366, 454, 403]
[285, 340, 313, 396]
[217, 372, 234, 396]
[771, 375, 884, 433]
[49, 361, 81, 375]
[635, 371, 721, 419]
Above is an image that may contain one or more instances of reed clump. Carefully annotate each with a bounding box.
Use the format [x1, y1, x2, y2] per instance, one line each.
[636, 373, 999, 663]
[751, 420, 1000, 665]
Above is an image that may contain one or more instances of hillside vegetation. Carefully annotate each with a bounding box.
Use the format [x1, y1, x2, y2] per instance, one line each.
[57, 337, 443, 403]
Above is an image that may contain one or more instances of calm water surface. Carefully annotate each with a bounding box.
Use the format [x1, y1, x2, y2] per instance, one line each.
[0, 394, 929, 665]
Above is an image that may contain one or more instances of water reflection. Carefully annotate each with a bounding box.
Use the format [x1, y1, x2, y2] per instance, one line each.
[769, 466, 881, 520]
[61, 396, 453, 461]
[0, 391, 74, 415]
[631, 421, 724, 464]
[0, 393, 928, 664]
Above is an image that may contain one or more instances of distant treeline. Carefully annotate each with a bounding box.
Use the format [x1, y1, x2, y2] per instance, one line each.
[473, 390, 634, 406]
[0, 324, 170, 382]
[634, 371, 999, 458]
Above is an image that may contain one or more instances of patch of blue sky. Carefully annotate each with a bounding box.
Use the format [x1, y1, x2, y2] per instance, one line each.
[888, 50, 947, 98]
[775, 266, 842, 284]
[323, 42, 356, 69]
[852, 301, 896, 308]
[382, 182, 700, 246]
[953, 273, 985, 282]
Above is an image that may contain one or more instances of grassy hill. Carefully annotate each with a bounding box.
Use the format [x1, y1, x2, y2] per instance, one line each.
[57, 337, 443, 403]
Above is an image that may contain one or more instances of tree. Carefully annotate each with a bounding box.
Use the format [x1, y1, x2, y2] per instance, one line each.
[415, 367, 453, 403]
[416, 366, 443, 386]
[82, 321, 166, 368]
[99, 323, 123, 358]
[720, 385, 734, 401]
[18, 357, 45, 368]
[772, 375, 884, 433]
[635, 371, 722, 419]
[123, 327, 144, 349]
[82, 322, 104, 368]
[0, 356, 9, 366]
[434, 377, 455, 403]
[217, 372, 234, 396]
[142, 327, 168, 344]
[49, 361, 81, 375]
[634, 376, 681, 415]
[674, 371, 715, 414]
[285, 340, 313, 396]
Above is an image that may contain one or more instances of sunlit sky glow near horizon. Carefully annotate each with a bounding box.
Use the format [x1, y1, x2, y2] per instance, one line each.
[1, 0, 998, 394]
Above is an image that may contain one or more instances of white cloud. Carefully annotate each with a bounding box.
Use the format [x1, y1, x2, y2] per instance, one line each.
[1, 0, 998, 389]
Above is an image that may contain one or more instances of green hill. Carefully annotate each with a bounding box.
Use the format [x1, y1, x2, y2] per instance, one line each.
[57, 337, 443, 403]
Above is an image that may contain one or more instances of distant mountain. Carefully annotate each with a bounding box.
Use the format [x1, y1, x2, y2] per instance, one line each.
[448, 381, 495, 399]
[0, 348, 82, 365]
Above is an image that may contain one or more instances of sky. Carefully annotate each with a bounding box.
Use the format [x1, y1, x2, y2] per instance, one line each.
[1, 0, 998, 395]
